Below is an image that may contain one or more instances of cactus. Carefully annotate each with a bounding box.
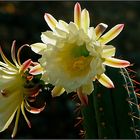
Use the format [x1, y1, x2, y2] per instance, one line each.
[80, 67, 140, 139]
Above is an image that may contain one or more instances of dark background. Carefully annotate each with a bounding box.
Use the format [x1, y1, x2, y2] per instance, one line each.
[0, 1, 140, 139]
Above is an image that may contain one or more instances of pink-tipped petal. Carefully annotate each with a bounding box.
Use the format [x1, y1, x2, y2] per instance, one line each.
[95, 23, 108, 39]
[52, 86, 65, 97]
[11, 40, 19, 67]
[77, 87, 88, 106]
[104, 57, 130, 68]
[17, 44, 30, 66]
[97, 73, 114, 88]
[98, 24, 124, 44]
[29, 64, 43, 75]
[44, 13, 58, 31]
[81, 9, 90, 33]
[25, 100, 46, 114]
[74, 2, 81, 28]
[19, 59, 32, 73]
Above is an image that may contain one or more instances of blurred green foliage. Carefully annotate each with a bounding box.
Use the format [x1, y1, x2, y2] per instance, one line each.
[0, 1, 140, 138]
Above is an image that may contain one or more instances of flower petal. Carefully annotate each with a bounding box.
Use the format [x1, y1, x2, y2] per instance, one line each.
[41, 33, 56, 45]
[29, 64, 43, 75]
[57, 20, 69, 33]
[44, 13, 58, 31]
[77, 87, 88, 105]
[97, 73, 114, 88]
[0, 47, 17, 70]
[81, 9, 90, 33]
[11, 40, 19, 67]
[0, 110, 16, 132]
[104, 57, 130, 68]
[55, 26, 67, 37]
[52, 86, 65, 97]
[102, 45, 116, 58]
[81, 81, 94, 95]
[0, 90, 22, 132]
[74, 2, 81, 28]
[11, 107, 20, 138]
[95, 23, 108, 39]
[21, 102, 31, 128]
[30, 43, 47, 54]
[68, 22, 78, 34]
[19, 59, 32, 73]
[43, 31, 62, 40]
[98, 24, 124, 44]
[17, 44, 30, 66]
[0, 67, 17, 76]
[88, 27, 96, 40]
[25, 100, 46, 114]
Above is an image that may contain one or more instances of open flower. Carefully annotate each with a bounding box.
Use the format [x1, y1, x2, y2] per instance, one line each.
[0, 41, 44, 138]
[31, 3, 130, 105]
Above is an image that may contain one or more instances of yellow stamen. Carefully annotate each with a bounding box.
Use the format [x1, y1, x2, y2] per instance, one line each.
[73, 57, 86, 71]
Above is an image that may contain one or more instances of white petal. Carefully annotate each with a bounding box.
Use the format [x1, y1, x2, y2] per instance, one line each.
[0, 76, 15, 89]
[56, 20, 69, 33]
[0, 110, 16, 132]
[81, 9, 90, 33]
[30, 43, 47, 54]
[0, 90, 22, 132]
[54, 26, 68, 38]
[82, 81, 94, 95]
[68, 22, 78, 35]
[41, 33, 56, 45]
[88, 27, 97, 40]
[102, 45, 116, 58]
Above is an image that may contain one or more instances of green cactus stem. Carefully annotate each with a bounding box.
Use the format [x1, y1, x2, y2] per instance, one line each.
[81, 67, 140, 139]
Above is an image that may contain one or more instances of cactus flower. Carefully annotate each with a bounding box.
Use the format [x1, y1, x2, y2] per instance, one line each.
[0, 41, 44, 138]
[31, 3, 130, 105]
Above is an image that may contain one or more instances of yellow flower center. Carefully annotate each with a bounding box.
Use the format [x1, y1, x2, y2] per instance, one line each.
[56, 42, 92, 78]
[72, 56, 88, 71]
[71, 43, 89, 57]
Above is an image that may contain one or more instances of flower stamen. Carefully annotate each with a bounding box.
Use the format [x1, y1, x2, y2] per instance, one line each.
[73, 56, 87, 71]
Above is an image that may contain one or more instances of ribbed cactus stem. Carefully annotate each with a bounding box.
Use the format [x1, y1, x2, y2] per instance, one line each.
[81, 94, 98, 138]
[81, 68, 140, 138]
